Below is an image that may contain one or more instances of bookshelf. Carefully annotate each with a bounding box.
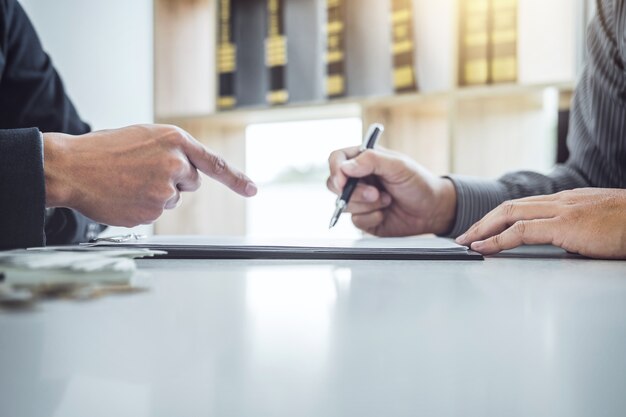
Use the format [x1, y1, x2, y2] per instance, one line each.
[153, 0, 582, 235]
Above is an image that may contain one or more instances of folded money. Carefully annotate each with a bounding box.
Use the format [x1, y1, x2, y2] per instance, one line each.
[0, 248, 166, 286]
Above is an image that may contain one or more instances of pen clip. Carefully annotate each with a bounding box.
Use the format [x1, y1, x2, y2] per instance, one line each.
[359, 123, 385, 152]
[89, 234, 146, 244]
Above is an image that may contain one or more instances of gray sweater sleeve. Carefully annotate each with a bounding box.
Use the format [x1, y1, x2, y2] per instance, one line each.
[444, 0, 626, 238]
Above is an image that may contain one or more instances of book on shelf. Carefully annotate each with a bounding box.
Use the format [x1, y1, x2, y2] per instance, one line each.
[490, 0, 518, 83]
[218, 0, 516, 110]
[390, 0, 418, 93]
[459, 0, 519, 86]
[459, 0, 490, 86]
[344, 0, 394, 98]
[389, 0, 461, 94]
[210, 0, 580, 111]
[266, 0, 288, 105]
[217, 0, 237, 110]
[219, 0, 326, 108]
[457, 0, 580, 87]
[234, 0, 268, 107]
[326, 0, 347, 98]
[285, 0, 326, 103]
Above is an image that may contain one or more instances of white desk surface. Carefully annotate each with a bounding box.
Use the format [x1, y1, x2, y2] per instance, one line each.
[1, 246, 626, 417]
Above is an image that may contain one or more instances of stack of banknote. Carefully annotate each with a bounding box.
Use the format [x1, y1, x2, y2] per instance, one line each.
[0, 248, 165, 308]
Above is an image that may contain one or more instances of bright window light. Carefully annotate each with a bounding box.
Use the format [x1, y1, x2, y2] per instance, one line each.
[245, 118, 363, 239]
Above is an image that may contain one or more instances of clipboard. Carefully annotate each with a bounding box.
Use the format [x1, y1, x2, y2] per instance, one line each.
[85, 235, 484, 261]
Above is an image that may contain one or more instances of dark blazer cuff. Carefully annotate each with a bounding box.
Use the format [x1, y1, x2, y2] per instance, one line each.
[45, 208, 106, 245]
[0, 128, 46, 249]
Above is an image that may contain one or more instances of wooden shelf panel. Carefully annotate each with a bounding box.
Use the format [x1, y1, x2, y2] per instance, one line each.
[156, 81, 574, 126]
[154, 0, 216, 118]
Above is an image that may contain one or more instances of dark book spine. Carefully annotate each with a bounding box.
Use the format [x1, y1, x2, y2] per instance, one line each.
[326, 0, 346, 98]
[489, 0, 518, 83]
[390, 0, 417, 93]
[217, 0, 237, 110]
[459, 0, 490, 86]
[266, 0, 288, 105]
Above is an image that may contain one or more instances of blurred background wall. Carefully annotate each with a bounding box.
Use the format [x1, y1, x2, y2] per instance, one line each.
[19, 0, 154, 236]
[19, 0, 154, 130]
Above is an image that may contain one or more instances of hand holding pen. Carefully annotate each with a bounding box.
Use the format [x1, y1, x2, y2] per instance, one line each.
[329, 123, 385, 228]
[326, 125, 458, 237]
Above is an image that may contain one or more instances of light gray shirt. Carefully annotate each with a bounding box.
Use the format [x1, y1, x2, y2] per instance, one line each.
[446, 0, 626, 237]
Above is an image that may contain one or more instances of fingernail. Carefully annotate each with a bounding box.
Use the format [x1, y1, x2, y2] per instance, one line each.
[342, 160, 358, 172]
[363, 188, 377, 202]
[471, 241, 485, 250]
[456, 233, 467, 244]
[381, 194, 392, 205]
[245, 182, 258, 196]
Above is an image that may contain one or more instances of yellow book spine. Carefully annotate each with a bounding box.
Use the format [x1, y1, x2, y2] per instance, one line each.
[459, 0, 490, 86]
[326, 0, 346, 98]
[489, 0, 518, 83]
[217, 0, 237, 110]
[391, 0, 417, 92]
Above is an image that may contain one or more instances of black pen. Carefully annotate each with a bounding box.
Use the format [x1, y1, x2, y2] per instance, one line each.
[329, 123, 385, 229]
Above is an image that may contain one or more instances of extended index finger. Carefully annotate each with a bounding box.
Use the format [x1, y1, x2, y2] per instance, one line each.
[471, 218, 559, 255]
[180, 131, 257, 197]
[457, 200, 561, 246]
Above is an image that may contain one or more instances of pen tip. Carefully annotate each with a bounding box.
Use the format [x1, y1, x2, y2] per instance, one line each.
[329, 202, 344, 230]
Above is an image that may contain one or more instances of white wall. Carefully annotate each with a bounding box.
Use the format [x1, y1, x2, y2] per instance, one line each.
[19, 0, 154, 236]
[18, 0, 154, 130]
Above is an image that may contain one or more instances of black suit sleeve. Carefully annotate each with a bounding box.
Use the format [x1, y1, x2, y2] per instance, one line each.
[0, 0, 105, 249]
[0, 128, 46, 249]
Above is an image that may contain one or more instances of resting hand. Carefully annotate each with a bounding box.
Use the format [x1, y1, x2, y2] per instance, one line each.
[43, 124, 257, 227]
[456, 188, 626, 259]
[327, 146, 456, 236]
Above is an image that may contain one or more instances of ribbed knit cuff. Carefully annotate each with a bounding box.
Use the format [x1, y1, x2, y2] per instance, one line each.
[0, 128, 46, 249]
[442, 175, 510, 238]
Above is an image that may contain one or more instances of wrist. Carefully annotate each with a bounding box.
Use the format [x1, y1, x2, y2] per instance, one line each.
[43, 132, 74, 208]
[431, 178, 457, 235]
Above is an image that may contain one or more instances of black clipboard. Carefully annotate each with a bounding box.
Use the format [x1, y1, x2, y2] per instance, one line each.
[85, 236, 484, 261]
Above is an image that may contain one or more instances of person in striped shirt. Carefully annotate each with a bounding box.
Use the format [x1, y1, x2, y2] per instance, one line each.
[328, 0, 626, 259]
